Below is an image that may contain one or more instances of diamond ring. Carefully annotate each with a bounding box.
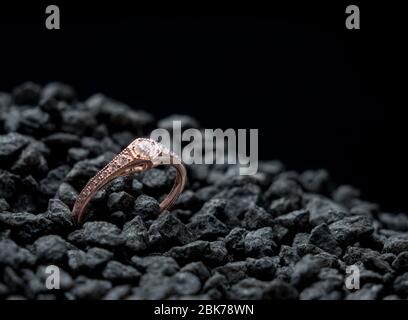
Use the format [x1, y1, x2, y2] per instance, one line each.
[72, 138, 187, 224]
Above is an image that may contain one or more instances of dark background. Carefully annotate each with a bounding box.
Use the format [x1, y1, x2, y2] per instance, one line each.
[0, 3, 406, 212]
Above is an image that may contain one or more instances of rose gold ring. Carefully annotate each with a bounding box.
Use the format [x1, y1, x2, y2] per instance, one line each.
[72, 138, 187, 224]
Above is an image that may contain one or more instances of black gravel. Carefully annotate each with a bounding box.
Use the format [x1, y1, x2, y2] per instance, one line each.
[1, 82, 408, 300]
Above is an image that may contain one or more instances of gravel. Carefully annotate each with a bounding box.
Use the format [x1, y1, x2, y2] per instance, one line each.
[1, 82, 408, 300]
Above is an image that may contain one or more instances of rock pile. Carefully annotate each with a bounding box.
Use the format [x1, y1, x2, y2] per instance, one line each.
[1, 82, 408, 300]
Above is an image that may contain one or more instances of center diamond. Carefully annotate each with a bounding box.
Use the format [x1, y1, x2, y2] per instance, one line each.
[133, 139, 162, 159]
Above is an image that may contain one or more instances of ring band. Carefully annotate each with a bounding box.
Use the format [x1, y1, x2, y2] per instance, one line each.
[72, 138, 187, 224]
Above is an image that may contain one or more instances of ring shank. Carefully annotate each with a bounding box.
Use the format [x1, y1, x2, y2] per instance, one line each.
[159, 162, 187, 211]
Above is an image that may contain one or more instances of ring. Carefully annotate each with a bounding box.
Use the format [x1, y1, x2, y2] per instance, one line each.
[72, 138, 187, 224]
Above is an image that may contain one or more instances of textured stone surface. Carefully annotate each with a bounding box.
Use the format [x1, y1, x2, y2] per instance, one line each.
[0, 82, 407, 300]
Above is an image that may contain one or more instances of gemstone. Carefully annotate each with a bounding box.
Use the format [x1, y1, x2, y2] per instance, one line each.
[133, 139, 161, 158]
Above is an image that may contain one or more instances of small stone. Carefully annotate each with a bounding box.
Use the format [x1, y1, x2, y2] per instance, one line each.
[279, 245, 301, 266]
[102, 261, 141, 284]
[244, 227, 277, 258]
[12, 194, 36, 213]
[21, 175, 39, 193]
[299, 169, 331, 193]
[351, 200, 380, 218]
[103, 285, 132, 300]
[133, 273, 173, 299]
[382, 235, 408, 255]
[242, 205, 274, 230]
[131, 255, 179, 276]
[358, 267, 384, 285]
[172, 209, 193, 223]
[131, 178, 143, 195]
[171, 272, 201, 295]
[39, 165, 70, 197]
[33, 235, 70, 264]
[61, 109, 97, 135]
[180, 262, 210, 282]
[68, 247, 113, 273]
[166, 240, 229, 267]
[332, 185, 361, 207]
[300, 280, 343, 300]
[122, 216, 148, 252]
[56, 183, 79, 208]
[11, 142, 49, 173]
[148, 214, 194, 249]
[258, 160, 284, 176]
[80, 137, 120, 156]
[107, 191, 134, 212]
[291, 255, 323, 288]
[207, 241, 231, 267]
[67, 148, 90, 163]
[392, 252, 408, 271]
[15, 107, 52, 135]
[65, 159, 102, 189]
[343, 247, 392, 274]
[195, 185, 219, 203]
[381, 253, 397, 265]
[203, 273, 228, 295]
[262, 279, 299, 300]
[132, 194, 160, 220]
[2, 266, 25, 293]
[309, 223, 342, 256]
[42, 133, 80, 149]
[227, 278, 267, 300]
[41, 82, 76, 103]
[246, 257, 278, 280]
[347, 284, 384, 300]
[44, 198, 74, 234]
[0, 198, 10, 212]
[0, 283, 10, 298]
[0, 132, 30, 161]
[174, 190, 199, 211]
[187, 214, 228, 240]
[269, 197, 302, 216]
[0, 170, 18, 199]
[275, 209, 310, 231]
[379, 213, 408, 232]
[265, 177, 302, 201]
[142, 168, 174, 193]
[214, 261, 248, 283]
[12, 82, 41, 105]
[215, 183, 262, 223]
[0, 239, 36, 268]
[329, 216, 374, 247]
[393, 272, 408, 296]
[225, 227, 248, 257]
[68, 221, 125, 248]
[70, 278, 112, 299]
[306, 196, 346, 226]
[0, 212, 52, 242]
[108, 176, 130, 193]
[19, 268, 48, 298]
[110, 211, 127, 227]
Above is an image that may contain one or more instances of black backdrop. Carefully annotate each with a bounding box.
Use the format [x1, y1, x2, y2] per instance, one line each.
[0, 3, 406, 212]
